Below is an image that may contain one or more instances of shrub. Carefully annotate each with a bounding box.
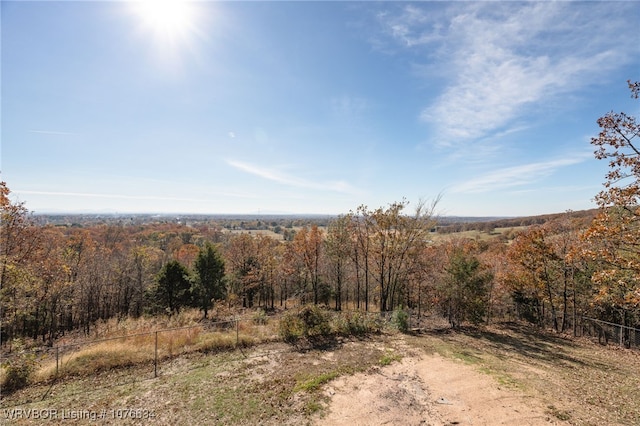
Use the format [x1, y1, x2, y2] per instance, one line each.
[298, 305, 331, 338]
[1, 340, 38, 393]
[279, 305, 332, 344]
[252, 309, 268, 325]
[333, 311, 381, 336]
[279, 312, 304, 344]
[391, 307, 410, 333]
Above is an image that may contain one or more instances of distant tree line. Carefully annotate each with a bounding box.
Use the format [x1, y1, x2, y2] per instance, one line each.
[1, 81, 638, 344]
[435, 209, 598, 234]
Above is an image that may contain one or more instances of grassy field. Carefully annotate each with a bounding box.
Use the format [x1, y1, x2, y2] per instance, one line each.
[430, 226, 527, 243]
[223, 229, 285, 240]
[2, 320, 639, 425]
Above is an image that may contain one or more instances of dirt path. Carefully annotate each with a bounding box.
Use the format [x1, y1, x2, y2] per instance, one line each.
[317, 352, 565, 426]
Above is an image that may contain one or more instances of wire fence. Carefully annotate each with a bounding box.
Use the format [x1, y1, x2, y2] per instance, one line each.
[3, 312, 637, 377]
[61, 320, 238, 373]
[581, 317, 640, 349]
[0, 317, 267, 406]
[0, 309, 409, 406]
[4, 309, 637, 409]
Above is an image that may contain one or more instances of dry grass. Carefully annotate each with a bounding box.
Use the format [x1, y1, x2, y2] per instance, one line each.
[3, 310, 638, 426]
[3, 312, 281, 390]
[35, 341, 151, 382]
[84, 309, 203, 341]
[2, 322, 639, 425]
[1, 335, 397, 425]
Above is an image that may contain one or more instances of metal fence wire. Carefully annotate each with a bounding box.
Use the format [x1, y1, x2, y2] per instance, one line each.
[0, 318, 242, 383]
[582, 317, 640, 349]
[0, 318, 253, 407]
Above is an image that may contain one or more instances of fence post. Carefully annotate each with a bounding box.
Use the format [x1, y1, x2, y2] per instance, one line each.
[236, 318, 239, 347]
[620, 325, 624, 347]
[154, 331, 158, 378]
[56, 346, 59, 377]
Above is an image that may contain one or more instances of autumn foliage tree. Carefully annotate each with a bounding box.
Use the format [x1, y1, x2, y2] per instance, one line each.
[355, 199, 438, 312]
[583, 80, 640, 326]
[11, 167, 639, 342]
[292, 225, 325, 305]
[506, 220, 588, 332]
[325, 215, 352, 311]
[224, 233, 284, 309]
[0, 182, 45, 342]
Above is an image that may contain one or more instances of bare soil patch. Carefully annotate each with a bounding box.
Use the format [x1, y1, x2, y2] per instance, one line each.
[319, 353, 561, 425]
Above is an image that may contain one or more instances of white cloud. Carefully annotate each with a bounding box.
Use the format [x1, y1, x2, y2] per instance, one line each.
[378, 2, 639, 147]
[226, 159, 360, 195]
[451, 156, 588, 194]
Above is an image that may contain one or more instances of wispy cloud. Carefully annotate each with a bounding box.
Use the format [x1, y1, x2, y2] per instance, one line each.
[507, 184, 603, 196]
[378, 2, 639, 146]
[451, 157, 587, 194]
[28, 130, 78, 136]
[226, 159, 360, 194]
[331, 95, 371, 117]
[14, 190, 253, 201]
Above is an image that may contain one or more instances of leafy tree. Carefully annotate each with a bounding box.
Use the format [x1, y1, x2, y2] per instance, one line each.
[280, 240, 300, 309]
[583, 80, 640, 326]
[192, 242, 225, 318]
[347, 206, 373, 310]
[0, 182, 45, 341]
[325, 215, 352, 311]
[363, 199, 438, 312]
[292, 225, 324, 305]
[254, 234, 282, 309]
[507, 226, 561, 330]
[175, 243, 200, 267]
[126, 245, 163, 318]
[440, 243, 492, 327]
[152, 260, 192, 314]
[478, 240, 511, 324]
[224, 233, 260, 308]
[549, 214, 586, 333]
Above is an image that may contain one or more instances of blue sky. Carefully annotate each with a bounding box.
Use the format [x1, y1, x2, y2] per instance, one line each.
[2, 1, 639, 216]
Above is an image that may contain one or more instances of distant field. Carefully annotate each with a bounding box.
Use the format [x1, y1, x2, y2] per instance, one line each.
[223, 228, 285, 240]
[222, 225, 329, 241]
[221, 225, 525, 244]
[431, 226, 527, 242]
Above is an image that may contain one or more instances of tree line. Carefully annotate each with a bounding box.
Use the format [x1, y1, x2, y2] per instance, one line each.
[1, 81, 638, 344]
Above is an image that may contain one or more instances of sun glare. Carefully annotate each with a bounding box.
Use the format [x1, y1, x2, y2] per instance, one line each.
[133, 0, 197, 42]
